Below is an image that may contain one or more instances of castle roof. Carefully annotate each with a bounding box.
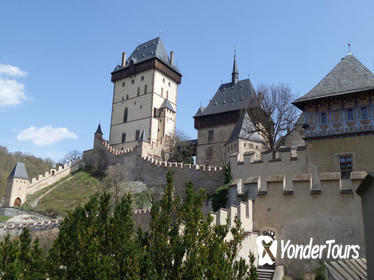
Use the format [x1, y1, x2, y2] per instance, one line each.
[227, 111, 263, 144]
[293, 54, 374, 108]
[95, 123, 103, 135]
[194, 79, 257, 118]
[8, 162, 29, 180]
[113, 37, 181, 74]
[161, 99, 176, 113]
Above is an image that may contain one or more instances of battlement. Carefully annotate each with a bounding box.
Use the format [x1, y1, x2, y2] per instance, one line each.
[0, 218, 62, 231]
[27, 160, 81, 194]
[133, 207, 151, 215]
[101, 139, 136, 156]
[210, 199, 253, 232]
[229, 171, 367, 198]
[141, 156, 223, 172]
[91, 134, 223, 172]
[230, 146, 305, 166]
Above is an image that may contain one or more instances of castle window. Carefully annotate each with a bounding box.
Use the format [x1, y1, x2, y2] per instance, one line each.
[320, 112, 327, 124]
[135, 130, 140, 141]
[340, 155, 352, 179]
[141, 76, 144, 81]
[161, 88, 164, 97]
[122, 82, 125, 87]
[131, 79, 134, 84]
[206, 147, 213, 160]
[168, 81, 171, 87]
[123, 107, 128, 123]
[140, 105, 142, 109]
[121, 96, 124, 101]
[163, 78, 165, 83]
[121, 133, 126, 143]
[137, 87, 140, 96]
[166, 91, 169, 99]
[347, 109, 354, 121]
[154, 107, 160, 117]
[361, 106, 369, 120]
[144, 84, 147, 94]
[126, 94, 129, 100]
[208, 130, 214, 142]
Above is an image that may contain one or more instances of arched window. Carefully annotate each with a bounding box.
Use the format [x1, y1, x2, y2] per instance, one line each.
[124, 107, 128, 123]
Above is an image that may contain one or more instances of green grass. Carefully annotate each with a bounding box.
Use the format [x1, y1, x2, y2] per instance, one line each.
[0, 215, 10, 222]
[32, 171, 103, 217]
[25, 174, 74, 203]
[25, 170, 152, 217]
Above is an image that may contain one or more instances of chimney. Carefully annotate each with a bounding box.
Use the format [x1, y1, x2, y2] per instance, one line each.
[121, 52, 126, 66]
[170, 51, 174, 66]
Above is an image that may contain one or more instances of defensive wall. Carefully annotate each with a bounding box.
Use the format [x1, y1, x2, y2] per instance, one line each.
[83, 134, 225, 197]
[4, 161, 81, 207]
[228, 146, 366, 276]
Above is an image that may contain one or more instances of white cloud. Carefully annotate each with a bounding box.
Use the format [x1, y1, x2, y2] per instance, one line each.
[0, 79, 27, 107]
[0, 64, 28, 107]
[17, 126, 78, 146]
[0, 64, 27, 77]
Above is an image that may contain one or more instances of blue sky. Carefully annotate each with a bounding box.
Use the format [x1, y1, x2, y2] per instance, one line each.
[0, 0, 373, 161]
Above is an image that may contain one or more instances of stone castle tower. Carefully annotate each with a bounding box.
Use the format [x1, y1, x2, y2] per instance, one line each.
[109, 37, 182, 156]
[5, 162, 30, 207]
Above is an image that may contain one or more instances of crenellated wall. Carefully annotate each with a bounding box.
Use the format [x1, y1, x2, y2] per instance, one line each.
[83, 134, 225, 197]
[228, 145, 367, 276]
[210, 200, 258, 266]
[5, 161, 82, 207]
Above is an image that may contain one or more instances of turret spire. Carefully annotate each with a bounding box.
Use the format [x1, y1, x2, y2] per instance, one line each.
[232, 49, 239, 85]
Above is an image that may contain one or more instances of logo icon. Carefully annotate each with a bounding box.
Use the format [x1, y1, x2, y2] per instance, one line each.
[257, 233, 277, 266]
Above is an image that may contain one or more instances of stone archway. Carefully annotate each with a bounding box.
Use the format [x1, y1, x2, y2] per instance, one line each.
[14, 197, 21, 206]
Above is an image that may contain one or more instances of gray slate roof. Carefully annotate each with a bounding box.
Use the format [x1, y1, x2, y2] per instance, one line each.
[227, 111, 263, 144]
[8, 162, 29, 180]
[294, 54, 374, 105]
[113, 37, 180, 74]
[194, 79, 257, 117]
[161, 99, 176, 112]
[95, 123, 103, 135]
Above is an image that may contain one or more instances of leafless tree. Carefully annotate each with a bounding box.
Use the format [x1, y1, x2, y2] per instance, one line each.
[162, 130, 194, 164]
[245, 83, 299, 159]
[103, 164, 129, 203]
[62, 150, 82, 164]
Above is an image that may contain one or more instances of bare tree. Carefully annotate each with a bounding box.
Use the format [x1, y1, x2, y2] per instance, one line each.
[162, 130, 194, 164]
[103, 164, 129, 203]
[245, 83, 299, 159]
[62, 150, 82, 164]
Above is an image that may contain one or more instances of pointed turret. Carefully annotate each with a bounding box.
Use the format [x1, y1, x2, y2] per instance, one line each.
[8, 162, 29, 180]
[232, 50, 239, 85]
[95, 124, 103, 136]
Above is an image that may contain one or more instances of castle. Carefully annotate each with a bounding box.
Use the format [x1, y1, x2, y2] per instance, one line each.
[5, 37, 374, 276]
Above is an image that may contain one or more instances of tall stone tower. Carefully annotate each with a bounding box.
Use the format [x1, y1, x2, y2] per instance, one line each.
[109, 37, 182, 156]
[5, 162, 30, 207]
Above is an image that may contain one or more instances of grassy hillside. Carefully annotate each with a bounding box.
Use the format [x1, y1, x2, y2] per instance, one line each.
[23, 171, 103, 217]
[23, 170, 152, 217]
[0, 146, 53, 198]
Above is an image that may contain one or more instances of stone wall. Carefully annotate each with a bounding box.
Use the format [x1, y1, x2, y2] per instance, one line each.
[4, 161, 81, 207]
[83, 135, 225, 197]
[228, 145, 368, 276]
